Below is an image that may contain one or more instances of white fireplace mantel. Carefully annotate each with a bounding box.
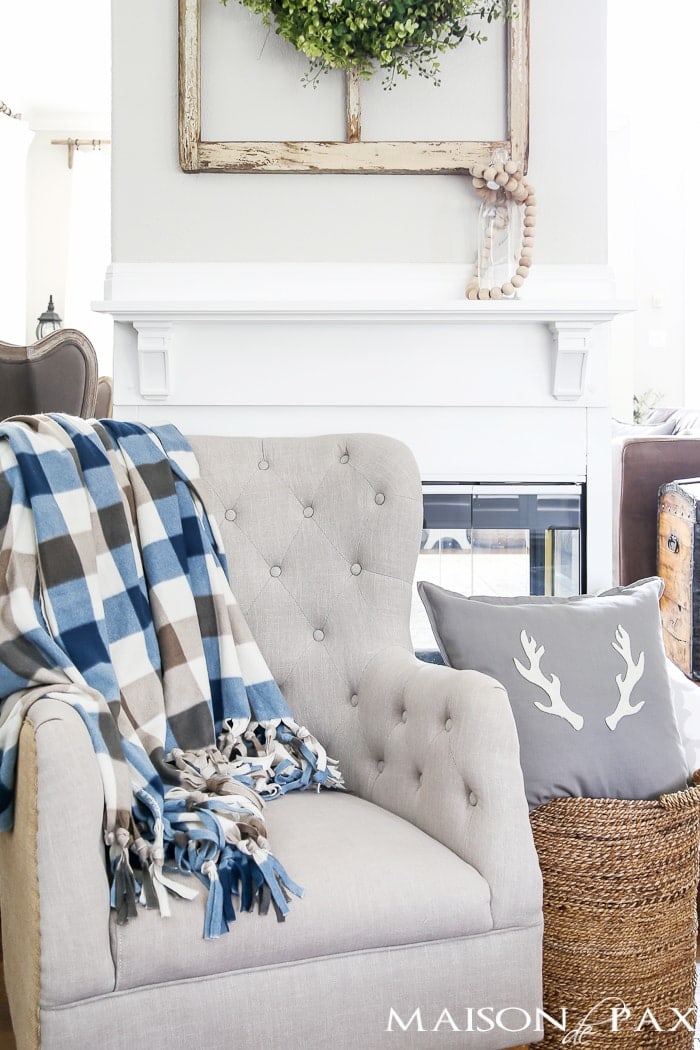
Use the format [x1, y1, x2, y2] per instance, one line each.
[99, 302, 623, 403]
[94, 263, 630, 403]
[94, 262, 632, 589]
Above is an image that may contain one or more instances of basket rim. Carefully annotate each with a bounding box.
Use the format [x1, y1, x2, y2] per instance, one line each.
[529, 770, 700, 817]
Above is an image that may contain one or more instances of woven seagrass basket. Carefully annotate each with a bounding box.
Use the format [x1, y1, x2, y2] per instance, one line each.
[529, 774, 700, 1049]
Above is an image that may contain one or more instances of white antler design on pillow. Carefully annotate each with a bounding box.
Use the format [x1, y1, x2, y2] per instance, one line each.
[514, 630, 584, 731]
[605, 624, 645, 731]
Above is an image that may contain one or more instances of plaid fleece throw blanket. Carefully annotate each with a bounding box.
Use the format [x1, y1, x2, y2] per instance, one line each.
[0, 415, 342, 938]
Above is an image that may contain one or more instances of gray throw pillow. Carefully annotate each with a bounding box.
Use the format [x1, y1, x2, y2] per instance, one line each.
[417, 577, 689, 808]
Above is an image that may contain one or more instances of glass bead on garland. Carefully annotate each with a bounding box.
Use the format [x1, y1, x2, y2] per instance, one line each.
[466, 158, 536, 301]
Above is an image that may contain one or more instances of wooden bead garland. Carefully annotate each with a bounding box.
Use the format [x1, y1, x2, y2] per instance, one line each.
[465, 159, 536, 301]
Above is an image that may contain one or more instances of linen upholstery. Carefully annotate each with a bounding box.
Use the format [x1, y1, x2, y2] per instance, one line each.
[189, 434, 421, 770]
[0, 433, 543, 1050]
[355, 646, 541, 930]
[112, 791, 493, 989]
[39, 928, 543, 1050]
[0, 721, 40, 1050]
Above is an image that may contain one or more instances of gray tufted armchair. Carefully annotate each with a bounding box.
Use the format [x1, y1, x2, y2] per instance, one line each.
[0, 433, 542, 1050]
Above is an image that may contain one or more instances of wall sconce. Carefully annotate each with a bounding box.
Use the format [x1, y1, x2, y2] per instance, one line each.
[35, 295, 62, 340]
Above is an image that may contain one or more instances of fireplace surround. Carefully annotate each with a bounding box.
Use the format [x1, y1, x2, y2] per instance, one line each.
[94, 261, 628, 591]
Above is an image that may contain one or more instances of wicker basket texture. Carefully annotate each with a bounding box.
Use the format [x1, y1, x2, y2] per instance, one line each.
[529, 781, 700, 1049]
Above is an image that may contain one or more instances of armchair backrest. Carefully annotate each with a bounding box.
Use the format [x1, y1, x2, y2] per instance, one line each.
[189, 434, 423, 785]
[0, 328, 98, 420]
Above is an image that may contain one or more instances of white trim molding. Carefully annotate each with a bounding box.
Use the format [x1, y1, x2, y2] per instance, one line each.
[94, 263, 630, 402]
[100, 261, 620, 303]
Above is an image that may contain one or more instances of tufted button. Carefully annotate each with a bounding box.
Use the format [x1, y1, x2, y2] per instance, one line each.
[224, 508, 237, 522]
[401, 710, 408, 724]
[445, 718, 452, 732]
[468, 791, 478, 807]
[258, 459, 269, 471]
[340, 453, 349, 464]
[350, 563, 362, 576]
[270, 565, 281, 578]
[375, 493, 385, 505]
[377, 760, 385, 773]
[303, 506, 314, 518]
[350, 694, 359, 707]
[313, 629, 325, 642]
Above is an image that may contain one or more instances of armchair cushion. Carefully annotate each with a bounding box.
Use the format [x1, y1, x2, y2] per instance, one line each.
[418, 577, 689, 808]
[111, 791, 492, 991]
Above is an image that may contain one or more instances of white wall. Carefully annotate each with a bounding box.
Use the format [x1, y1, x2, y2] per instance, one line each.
[23, 132, 113, 374]
[607, 0, 699, 415]
[0, 116, 34, 342]
[111, 0, 608, 268]
[25, 132, 73, 342]
[2, 0, 111, 357]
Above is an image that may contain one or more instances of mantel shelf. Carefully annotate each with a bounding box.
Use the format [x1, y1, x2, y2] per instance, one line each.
[93, 298, 630, 326]
[93, 294, 631, 403]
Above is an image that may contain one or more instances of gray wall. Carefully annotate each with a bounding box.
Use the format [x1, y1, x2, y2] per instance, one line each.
[111, 0, 607, 266]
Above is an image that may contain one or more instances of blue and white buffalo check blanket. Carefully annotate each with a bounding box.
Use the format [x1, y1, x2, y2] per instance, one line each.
[0, 415, 342, 938]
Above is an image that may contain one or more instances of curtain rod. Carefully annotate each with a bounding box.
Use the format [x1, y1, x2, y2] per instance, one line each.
[51, 137, 111, 169]
[0, 100, 22, 120]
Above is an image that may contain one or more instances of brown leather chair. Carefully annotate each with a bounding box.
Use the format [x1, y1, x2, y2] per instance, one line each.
[613, 410, 700, 585]
[0, 329, 98, 420]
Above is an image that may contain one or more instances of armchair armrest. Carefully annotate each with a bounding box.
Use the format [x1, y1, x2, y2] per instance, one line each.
[0, 697, 115, 1034]
[354, 646, 542, 931]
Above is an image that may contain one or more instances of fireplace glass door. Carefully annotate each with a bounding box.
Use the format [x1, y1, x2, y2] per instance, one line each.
[413, 483, 584, 659]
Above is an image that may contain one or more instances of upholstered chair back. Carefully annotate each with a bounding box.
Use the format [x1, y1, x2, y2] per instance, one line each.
[0, 329, 98, 420]
[95, 375, 114, 418]
[190, 433, 423, 791]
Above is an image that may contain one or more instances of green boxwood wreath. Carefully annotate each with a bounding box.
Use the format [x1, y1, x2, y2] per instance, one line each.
[221, 0, 515, 88]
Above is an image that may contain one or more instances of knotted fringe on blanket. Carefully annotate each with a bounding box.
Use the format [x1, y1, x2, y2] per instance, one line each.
[0, 415, 343, 938]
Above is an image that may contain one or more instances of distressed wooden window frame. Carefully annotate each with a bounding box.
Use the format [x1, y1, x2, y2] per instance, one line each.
[178, 0, 530, 174]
